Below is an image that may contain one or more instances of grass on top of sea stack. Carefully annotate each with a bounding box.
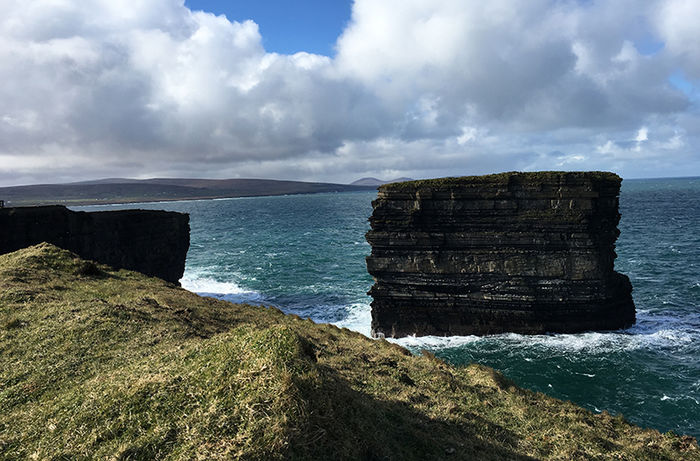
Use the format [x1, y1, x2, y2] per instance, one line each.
[380, 171, 621, 191]
[0, 243, 697, 460]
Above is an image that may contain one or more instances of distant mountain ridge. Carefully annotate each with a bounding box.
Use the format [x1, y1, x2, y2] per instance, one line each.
[0, 177, 377, 207]
[350, 177, 413, 186]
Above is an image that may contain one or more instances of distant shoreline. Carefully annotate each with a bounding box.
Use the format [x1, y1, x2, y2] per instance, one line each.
[5, 175, 698, 208]
[66, 189, 378, 208]
[0, 177, 377, 207]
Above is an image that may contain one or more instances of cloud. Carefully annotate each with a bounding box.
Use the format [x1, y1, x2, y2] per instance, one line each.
[635, 127, 649, 143]
[337, 0, 691, 131]
[656, 0, 700, 78]
[0, 0, 698, 185]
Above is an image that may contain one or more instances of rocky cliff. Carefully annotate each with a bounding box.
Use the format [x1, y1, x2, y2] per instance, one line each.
[0, 205, 189, 283]
[366, 171, 635, 338]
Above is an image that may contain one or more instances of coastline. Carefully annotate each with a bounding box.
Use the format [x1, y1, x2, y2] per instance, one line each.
[1, 243, 697, 459]
[70, 178, 700, 437]
[66, 188, 377, 208]
[0, 178, 377, 208]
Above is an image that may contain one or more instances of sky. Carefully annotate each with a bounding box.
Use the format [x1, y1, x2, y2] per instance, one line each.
[184, 0, 352, 56]
[1, 0, 699, 186]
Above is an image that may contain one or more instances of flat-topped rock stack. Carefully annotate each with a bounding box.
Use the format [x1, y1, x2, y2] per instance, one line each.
[366, 171, 635, 338]
[0, 205, 189, 284]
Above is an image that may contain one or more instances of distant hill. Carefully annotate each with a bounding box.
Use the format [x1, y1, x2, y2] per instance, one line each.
[0, 178, 377, 207]
[350, 177, 413, 186]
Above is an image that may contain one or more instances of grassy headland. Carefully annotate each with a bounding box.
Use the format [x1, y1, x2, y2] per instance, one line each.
[0, 244, 697, 460]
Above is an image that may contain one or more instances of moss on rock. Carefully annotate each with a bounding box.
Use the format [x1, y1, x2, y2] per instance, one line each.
[381, 171, 621, 191]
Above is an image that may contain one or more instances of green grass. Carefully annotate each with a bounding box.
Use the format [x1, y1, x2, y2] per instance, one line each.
[381, 171, 621, 191]
[1, 243, 697, 460]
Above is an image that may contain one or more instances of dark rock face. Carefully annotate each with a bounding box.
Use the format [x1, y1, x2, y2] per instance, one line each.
[366, 172, 635, 338]
[0, 205, 189, 284]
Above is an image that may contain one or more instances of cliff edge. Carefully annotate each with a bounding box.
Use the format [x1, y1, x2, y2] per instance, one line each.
[366, 171, 636, 337]
[0, 205, 189, 283]
[0, 244, 694, 460]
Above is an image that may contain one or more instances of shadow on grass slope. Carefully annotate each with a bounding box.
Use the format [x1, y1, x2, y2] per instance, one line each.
[0, 243, 697, 460]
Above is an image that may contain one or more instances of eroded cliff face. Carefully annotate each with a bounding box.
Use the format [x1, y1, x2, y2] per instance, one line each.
[0, 205, 189, 284]
[366, 172, 635, 338]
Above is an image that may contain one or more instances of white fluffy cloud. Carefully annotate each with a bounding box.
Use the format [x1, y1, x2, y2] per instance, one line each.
[0, 0, 698, 185]
[656, 0, 700, 78]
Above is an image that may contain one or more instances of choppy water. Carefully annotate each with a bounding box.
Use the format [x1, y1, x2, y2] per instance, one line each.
[76, 177, 700, 437]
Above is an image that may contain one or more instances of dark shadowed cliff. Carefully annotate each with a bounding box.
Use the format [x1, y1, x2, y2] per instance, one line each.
[366, 172, 635, 337]
[0, 205, 189, 283]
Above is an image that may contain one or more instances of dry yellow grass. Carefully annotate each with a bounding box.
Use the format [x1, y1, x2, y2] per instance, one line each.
[1, 243, 697, 460]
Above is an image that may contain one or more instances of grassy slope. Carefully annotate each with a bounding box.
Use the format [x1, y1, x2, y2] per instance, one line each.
[0, 244, 697, 460]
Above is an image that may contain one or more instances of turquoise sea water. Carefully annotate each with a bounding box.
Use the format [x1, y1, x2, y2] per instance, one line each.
[75, 177, 700, 437]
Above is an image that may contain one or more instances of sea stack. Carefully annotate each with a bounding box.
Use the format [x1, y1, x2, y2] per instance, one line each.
[366, 171, 635, 338]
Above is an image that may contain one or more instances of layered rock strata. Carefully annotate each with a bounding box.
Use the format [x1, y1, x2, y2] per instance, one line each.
[366, 172, 635, 338]
[0, 205, 189, 284]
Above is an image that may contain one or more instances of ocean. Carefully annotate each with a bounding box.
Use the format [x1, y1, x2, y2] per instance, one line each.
[75, 177, 700, 437]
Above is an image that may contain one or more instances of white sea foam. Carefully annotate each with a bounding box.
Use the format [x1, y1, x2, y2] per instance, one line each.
[381, 319, 697, 353]
[394, 334, 481, 349]
[334, 302, 372, 337]
[180, 273, 262, 303]
[509, 328, 694, 354]
[324, 301, 699, 352]
[659, 394, 699, 404]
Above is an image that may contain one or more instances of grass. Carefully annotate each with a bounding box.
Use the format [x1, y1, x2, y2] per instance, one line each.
[381, 171, 621, 191]
[1, 243, 697, 460]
